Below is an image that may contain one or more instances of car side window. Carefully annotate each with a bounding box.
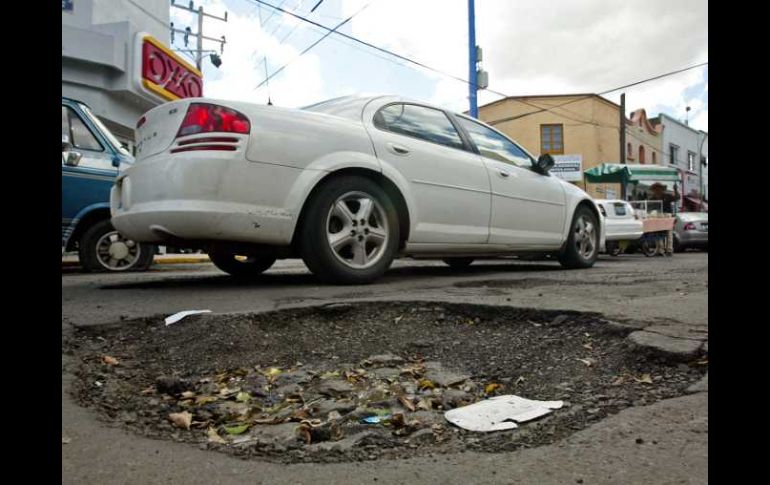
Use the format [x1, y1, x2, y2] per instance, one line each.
[374, 104, 465, 150]
[457, 117, 533, 168]
[64, 106, 103, 152]
[613, 203, 627, 216]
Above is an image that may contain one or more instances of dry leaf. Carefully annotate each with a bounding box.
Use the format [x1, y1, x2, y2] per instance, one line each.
[485, 383, 502, 394]
[181, 391, 195, 399]
[576, 358, 595, 367]
[416, 398, 433, 411]
[398, 395, 416, 412]
[389, 413, 406, 428]
[583, 343, 593, 350]
[168, 411, 193, 429]
[102, 355, 119, 366]
[394, 315, 404, 323]
[141, 386, 156, 395]
[195, 395, 217, 405]
[62, 437, 72, 444]
[634, 373, 653, 384]
[418, 379, 435, 390]
[611, 376, 626, 386]
[236, 392, 251, 402]
[207, 427, 226, 444]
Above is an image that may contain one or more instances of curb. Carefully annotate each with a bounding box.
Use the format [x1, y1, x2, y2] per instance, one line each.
[62, 255, 210, 268]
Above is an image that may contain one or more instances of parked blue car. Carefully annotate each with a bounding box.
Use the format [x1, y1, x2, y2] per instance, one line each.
[62, 97, 155, 272]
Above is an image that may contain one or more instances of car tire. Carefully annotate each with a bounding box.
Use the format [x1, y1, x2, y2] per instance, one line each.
[299, 175, 399, 285]
[558, 205, 599, 269]
[442, 257, 474, 268]
[79, 219, 155, 273]
[207, 248, 276, 278]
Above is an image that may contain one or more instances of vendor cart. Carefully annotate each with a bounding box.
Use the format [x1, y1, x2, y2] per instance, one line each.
[583, 163, 679, 257]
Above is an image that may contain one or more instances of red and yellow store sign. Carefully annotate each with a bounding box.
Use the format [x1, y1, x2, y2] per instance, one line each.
[138, 35, 203, 101]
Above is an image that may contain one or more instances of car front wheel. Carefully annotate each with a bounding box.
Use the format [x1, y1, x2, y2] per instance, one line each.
[79, 219, 155, 272]
[559, 206, 599, 269]
[299, 175, 399, 284]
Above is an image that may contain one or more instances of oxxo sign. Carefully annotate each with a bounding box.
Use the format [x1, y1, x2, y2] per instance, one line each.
[136, 34, 203, 102]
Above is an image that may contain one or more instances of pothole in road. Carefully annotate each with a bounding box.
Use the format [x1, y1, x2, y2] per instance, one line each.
[65, 302, 707, 464]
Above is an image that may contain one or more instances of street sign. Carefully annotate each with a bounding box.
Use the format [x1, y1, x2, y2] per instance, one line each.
[551, 154, 583, 182]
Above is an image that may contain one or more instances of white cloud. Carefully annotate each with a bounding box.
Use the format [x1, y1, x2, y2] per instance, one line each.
[343, 0, 707, 126]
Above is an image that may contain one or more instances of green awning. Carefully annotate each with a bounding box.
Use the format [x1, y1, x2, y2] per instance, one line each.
[584, 163, 679, 183]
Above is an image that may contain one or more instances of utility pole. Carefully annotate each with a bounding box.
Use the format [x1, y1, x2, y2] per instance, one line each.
[171, 1, 228, 70]
[468, 0, 478, 118]
[467, 0, 488, 118]
[619, 93, 626, 199]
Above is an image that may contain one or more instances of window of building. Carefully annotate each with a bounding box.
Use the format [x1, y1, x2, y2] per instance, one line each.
[652, 152, 657, 164]
[626, 142, 633, 160]
[458, 117, 533, 168]
[639, 146, 645, 164]
[374, 103, 465, 150]
[687, 151, 696, 172]
[540, 124, 563, 154]
[669, 144, 679, 166]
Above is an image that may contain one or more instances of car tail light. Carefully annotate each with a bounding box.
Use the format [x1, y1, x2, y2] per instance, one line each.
[176, 103, 250, 137]
[136, 116, 146, 129]
[683, 222, 696, 231]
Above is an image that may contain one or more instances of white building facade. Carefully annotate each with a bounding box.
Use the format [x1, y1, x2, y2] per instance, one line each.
[651, 113, 708, 211]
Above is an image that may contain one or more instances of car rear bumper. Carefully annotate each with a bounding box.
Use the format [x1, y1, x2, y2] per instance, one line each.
[677, 231, 708, 245]
[110, 153, 317, 246]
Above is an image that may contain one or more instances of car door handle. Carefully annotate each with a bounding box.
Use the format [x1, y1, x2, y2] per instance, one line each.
[497, 169, 510, 178]
[387, 143, 410, 155]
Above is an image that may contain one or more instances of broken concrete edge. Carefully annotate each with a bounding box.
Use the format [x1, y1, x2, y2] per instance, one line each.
[685, 373, 708, 393]
[62, 255, 211, 267]
[627, 330, 705, 362]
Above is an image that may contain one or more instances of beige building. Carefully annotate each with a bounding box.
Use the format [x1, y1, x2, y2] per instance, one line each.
[478, 94, 622, 199]
[625, 108, 663, 166]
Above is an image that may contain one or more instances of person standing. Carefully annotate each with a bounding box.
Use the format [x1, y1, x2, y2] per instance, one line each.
[650, 183, 675, 256]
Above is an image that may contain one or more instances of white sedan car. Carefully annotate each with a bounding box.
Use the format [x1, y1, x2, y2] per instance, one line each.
[111, 95, 604, 284]
[594, 200, 643, 239]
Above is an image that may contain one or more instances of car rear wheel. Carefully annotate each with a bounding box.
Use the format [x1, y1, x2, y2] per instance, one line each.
[442, 257, 474, 268]
[299, 175, 399, 284]
[559, 206, 599, 269]
[79, 219, 155, 273]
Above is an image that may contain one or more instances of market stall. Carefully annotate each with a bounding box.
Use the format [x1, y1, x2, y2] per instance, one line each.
[584, 163, 678, 256]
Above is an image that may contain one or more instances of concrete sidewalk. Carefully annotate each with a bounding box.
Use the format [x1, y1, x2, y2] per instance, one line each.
[61, 253, 210, 267]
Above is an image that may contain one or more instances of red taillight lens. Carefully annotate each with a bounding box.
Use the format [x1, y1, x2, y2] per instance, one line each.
[683, 222, 696, 231]
[176, 103, 250, 137]
[136, 116, 146, 129]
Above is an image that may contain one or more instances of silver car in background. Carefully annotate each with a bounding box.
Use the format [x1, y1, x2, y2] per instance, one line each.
[674, 212, 708, 252]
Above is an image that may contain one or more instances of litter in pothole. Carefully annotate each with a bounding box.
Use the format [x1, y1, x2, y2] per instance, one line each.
[66, 302, 707, 463]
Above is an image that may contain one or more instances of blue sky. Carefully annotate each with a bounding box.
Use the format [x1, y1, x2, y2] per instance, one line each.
[170, 0, 708, 132]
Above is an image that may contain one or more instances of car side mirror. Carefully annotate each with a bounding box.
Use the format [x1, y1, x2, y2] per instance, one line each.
[62, 135, 72, 152]
[65, 150, 82, 167]
[534, 153, 555, 174]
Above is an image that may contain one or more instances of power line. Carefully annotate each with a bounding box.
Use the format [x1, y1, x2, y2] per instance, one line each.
[255, 2, 374, 89]
[252, 0, 707, 133]
[310, 0, 325, 13]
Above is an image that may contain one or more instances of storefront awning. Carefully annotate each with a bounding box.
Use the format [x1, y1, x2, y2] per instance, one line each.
[584, 163, 680, 184]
